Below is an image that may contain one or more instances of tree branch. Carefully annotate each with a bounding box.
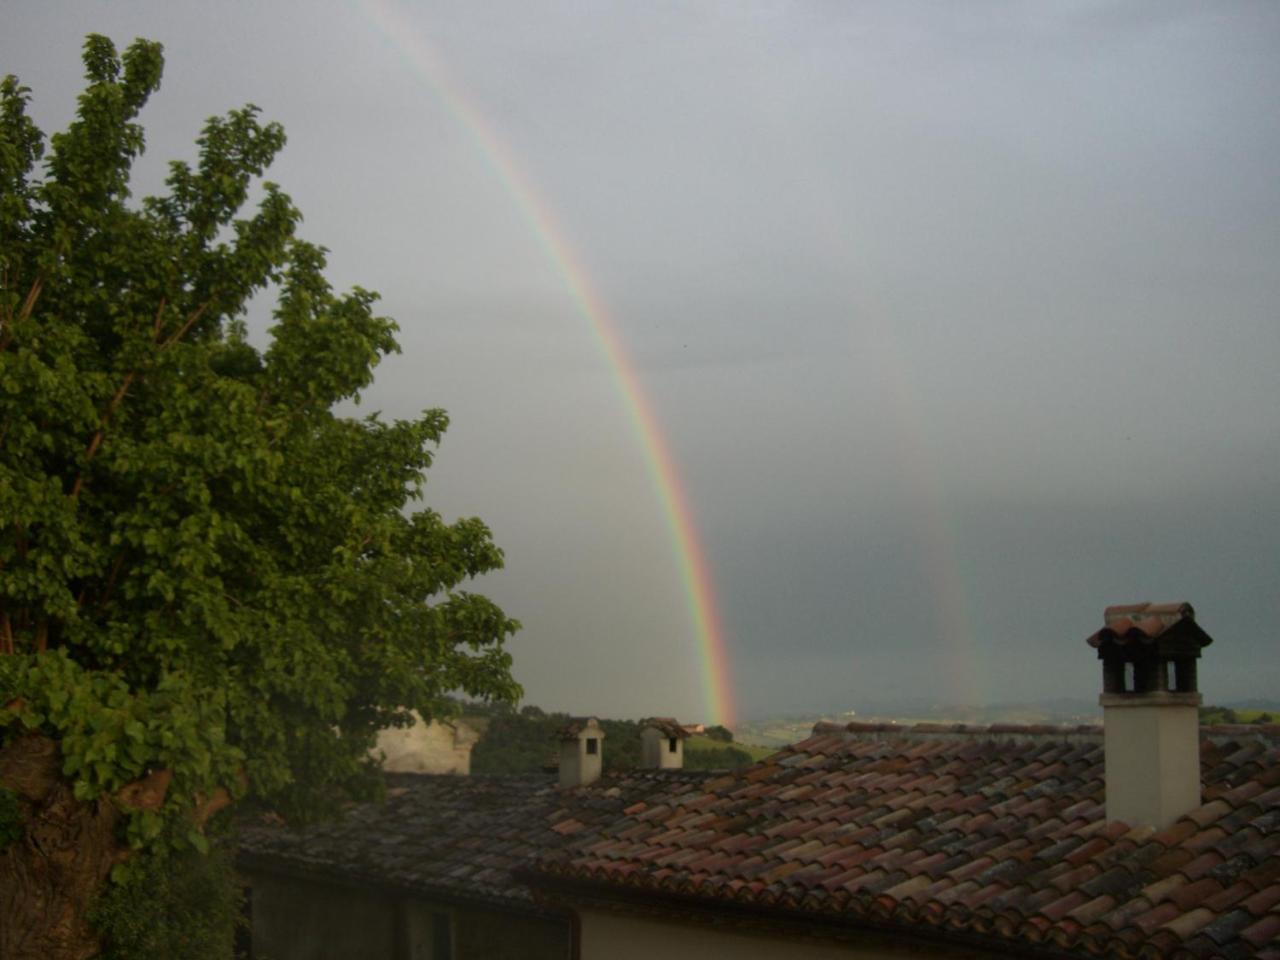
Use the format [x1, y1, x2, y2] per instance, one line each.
[18, 275, 43, 323]
[68, 371, 136, 502]
[93, 553, 128, 612]
[114, 768, 172, 812]
[159, 300, 208, 350]
[67, 299, 211, 503]
[151, 296, 167, 338]
[192, 785, 234, 829]
[0, 275, 44, 354]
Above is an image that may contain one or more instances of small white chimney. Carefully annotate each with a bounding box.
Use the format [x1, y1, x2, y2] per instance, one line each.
[556, 717, 604, 788]
[640, 718, 689, 770]
[1087, 602, 1212, 830]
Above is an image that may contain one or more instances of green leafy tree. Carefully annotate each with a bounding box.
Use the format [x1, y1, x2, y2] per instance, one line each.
[704, 723, 734, 742]
[1199, 705, 1238, 725]
[684, 743, 753, 771]
[469, 709, 643, 775]
[0, 36, 519, 958]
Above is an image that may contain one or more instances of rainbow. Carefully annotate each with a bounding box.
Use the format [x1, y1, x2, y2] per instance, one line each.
[867, 325, 983, 709]
[783, 183, 982, 706]
[360, 0, 737, 726]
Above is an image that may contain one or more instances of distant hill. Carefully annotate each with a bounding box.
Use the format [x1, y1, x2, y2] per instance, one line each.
[737, 696, 1279, 749]
[1201, 705, 1277, 725]
[1222, 697, 1280, 712]
[736, 698, 1102, 747]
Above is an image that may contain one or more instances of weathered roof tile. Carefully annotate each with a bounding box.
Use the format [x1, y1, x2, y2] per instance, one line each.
[243, 722, 1279, 960]
[531, 726, 1279, 959]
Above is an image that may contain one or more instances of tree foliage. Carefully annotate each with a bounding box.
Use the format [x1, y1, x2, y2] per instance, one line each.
[703, 723, 733, 742]
[1199, 705, 1238, 725]
[88, 826, 244, 960]
[469, 705, 643, 774]
[683, 743, 754, 771]
[0, 30, 519, 862]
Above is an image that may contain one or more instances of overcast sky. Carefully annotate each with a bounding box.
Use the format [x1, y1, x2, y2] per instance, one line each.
[6, 1, 1278, 723]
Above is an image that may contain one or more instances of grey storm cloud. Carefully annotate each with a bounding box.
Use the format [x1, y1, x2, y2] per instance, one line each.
[5, 1, 1278, 722]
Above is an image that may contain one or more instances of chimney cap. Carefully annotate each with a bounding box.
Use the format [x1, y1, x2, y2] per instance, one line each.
[640, 717, 691, 739]
[1086, 602, 1212, 653]
[554, 717, 604, 741]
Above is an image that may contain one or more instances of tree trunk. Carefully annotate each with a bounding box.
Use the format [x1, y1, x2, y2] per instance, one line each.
[0, 735, 123, 960]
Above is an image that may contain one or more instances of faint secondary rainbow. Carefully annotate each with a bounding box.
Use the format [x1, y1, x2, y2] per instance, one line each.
[360, 0, 737, 726]
[734, 40, 985, 709]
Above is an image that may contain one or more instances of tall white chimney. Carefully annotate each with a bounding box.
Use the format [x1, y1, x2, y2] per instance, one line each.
[1087, 602, 1212, 830]
[640, 718, 689, 770]
[556, 717, 604, 788]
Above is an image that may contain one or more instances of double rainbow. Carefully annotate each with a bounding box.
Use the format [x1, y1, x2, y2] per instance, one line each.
[362, 0, 737, 727]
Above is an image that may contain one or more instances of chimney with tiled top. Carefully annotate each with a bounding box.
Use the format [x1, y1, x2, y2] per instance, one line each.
[639, 718, 689, 770]
[556, 717, 604, 788]
[1086, 602, 1213, 829]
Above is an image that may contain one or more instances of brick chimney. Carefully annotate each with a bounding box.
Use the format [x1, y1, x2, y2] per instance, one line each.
[639, 718, 689, 770]
[1086, 602, 1212, 829]
[556, 717, 604, 788]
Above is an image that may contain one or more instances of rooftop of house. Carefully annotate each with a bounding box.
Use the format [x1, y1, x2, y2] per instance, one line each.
[240, 722, 1280, 958]
[237, 768, 714, 913]
[641, 717, 692, 739]
[238, 604, 1279, 957]
[532, 722, 1280, 960]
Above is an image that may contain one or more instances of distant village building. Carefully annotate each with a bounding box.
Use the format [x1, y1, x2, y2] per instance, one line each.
[240, 603, 1280, 959]
[373, 715, 480, 775]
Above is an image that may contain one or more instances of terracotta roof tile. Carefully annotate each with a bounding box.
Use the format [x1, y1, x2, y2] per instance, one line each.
[1167, 876, 1223, 912]
[1149, 819, 1199, 847]
[1148, 846, 1196, 876]
[1243, 884, 1280, 914]
[1080, 865, 1141, 901]
[1185, 799, 1232, 828]
[1200, 908, 1258, 946]
[528, 726, 1279, 959]
[1086, 602, 1209, 651]
[245, 720, 1280, 960]
[239, 768, 712, 908]
[555, 716, 603, 739]
[639, 717, 691, 739]
[1240, 913, 1280, 951]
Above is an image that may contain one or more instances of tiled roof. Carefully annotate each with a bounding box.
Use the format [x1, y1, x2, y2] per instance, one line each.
[533, 724, 1280, 959]
[1086, 602, 1212, 651]
[641, 717, 691, 739]
[238, 769, 711, 910]
[556, 717, 603, 740]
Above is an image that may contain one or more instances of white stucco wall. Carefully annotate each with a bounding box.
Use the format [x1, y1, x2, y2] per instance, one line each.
[1102, 696, 1201, 829]
[375, 715, 479, 775]
[640, 727, 684, 768]
[559, 720, 604, 787]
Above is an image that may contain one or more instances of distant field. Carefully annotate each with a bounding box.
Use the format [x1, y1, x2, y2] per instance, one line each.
[1231, 709, 1275, 724]
[686, 734, 777, 761]
[736, 721, 827, 748]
